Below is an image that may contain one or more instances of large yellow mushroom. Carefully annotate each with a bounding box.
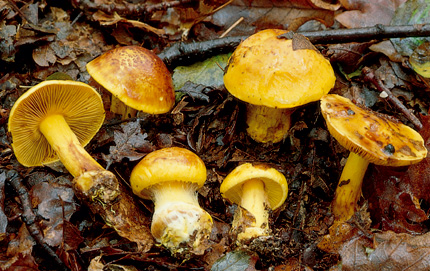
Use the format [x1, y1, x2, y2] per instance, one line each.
[8, 80, 105, 176]
[223, 29, 336, 143]
[130, 147, 213, 256]
[320, 94, 427, 221]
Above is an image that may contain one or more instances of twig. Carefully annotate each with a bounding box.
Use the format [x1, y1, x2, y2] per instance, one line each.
[71, 0, 195, 17]
[6, 0, 37, 24]
[159, 24, 430, 67]
[7, 170, 69, 271]
[219, 17, 243, 38]
[362, 67, 423, 130]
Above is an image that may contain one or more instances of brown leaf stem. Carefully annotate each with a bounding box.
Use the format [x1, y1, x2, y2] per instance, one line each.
[362, 66, 423, 130]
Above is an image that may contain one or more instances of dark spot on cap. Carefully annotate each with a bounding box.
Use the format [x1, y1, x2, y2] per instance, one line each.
[383, 144, 395, 155]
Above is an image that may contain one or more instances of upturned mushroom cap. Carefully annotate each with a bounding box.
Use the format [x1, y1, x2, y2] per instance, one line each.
[223, 29, 335, 108]
[8, 80, 105, 167]
[320, 94, 427, 166]
[130, 147, 207, 199]
[86, 46, 175, 114]
[220, 163, 288, 210]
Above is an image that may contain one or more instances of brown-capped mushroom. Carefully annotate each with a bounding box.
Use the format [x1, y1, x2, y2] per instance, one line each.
[86, 45, 175, 119]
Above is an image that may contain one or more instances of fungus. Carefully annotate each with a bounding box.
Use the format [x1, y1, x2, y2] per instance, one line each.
[320, 94, 427, 221]
[130, 147, 213, 255]
[223, 29, 335, 143]
[220, 163, 288, 242]
[86, 45, 175, 119]
[8, 80, 105, 177]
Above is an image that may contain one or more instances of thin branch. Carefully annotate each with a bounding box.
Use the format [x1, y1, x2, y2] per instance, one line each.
[71, 0, 195, 17]
[159, 24, 430, 67]
[362, 67, 423, 130]
[7, 170, 69, 271]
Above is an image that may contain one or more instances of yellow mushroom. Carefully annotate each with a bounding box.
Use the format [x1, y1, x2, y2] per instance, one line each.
[8, 80, 105, 177]
[8, 79, 155, 250]
[320, 94, 427, 221]
[220, 163, 288, 242]
[130, 147, 213, 255]
[86, 45, 175, 119]
[223, 29, 335, 143]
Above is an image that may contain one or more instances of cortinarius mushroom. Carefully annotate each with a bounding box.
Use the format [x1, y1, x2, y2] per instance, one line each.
[223, 29, 336, 143]
[86, 45, 175, 119]
[130, 147, 213, 255]
[220, 163, 288, 242]
[8, 80, 105, 177]
[8, 79, 155, 250]
[320, 94, 427, 221]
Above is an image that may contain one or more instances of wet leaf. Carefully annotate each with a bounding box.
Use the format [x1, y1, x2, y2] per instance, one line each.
[210, 0, 336, 36]
[172, 53, 230, 91]
[336, 0, 406, 28]
[1, 224, 38, 271]
[390, 0, 430, 56]
[211, 250, 258, 271]
[103, 119, 155, 168]
[0, 172, 6, 236]
[30, 178, 77, 247]
[364, 115, 430, 233]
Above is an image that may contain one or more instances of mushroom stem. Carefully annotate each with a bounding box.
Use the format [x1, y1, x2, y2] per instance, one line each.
[150, 181, 213, 254]
[332, 151, 369, 221]
[237, 178, 270, 237]
[246, 104, 292, 143]
[110, 95, 137, 120]
[39, 114, 104, 177]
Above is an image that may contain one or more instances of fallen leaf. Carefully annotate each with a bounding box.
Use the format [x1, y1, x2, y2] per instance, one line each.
[103, 119, 155, 168]
[210, 0, 335, 37]
[335, 0, 406, 28]
[1, 224, 38, 271]
[30, 178, 77, 247]
[211, 250, 258, 271]
[172, 53, 230, 91]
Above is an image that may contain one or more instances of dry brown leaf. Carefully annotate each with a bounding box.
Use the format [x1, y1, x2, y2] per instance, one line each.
[336, 0, 406, 28]
[210, 0, 336, 37]
[1, 224, 38, 270]
[92, 11, 165, 36]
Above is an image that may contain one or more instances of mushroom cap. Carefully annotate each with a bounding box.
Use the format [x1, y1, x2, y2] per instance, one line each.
[86, 45, 175, 114]
[130, 147, 207, 199]
[223, 29, 335, 108]
[8, 80, 105, 167]
[320, 94, 427, 166]
[220, 163, 288, 210]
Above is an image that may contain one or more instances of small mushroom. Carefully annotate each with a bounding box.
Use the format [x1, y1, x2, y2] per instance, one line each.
[220, 163, 288, 242]
[8, 80, 105, 177]
[320, 94, 427, 221]
[130, 147, 213, 256]
[86, 45, 175, 119]
[223, 29, 335, 143]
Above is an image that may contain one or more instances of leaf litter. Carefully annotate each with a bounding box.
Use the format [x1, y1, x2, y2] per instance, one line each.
[2, 0, 430, 270]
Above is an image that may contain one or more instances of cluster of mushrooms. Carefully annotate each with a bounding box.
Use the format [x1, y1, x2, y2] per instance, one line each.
[8, 29, 428, 257]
